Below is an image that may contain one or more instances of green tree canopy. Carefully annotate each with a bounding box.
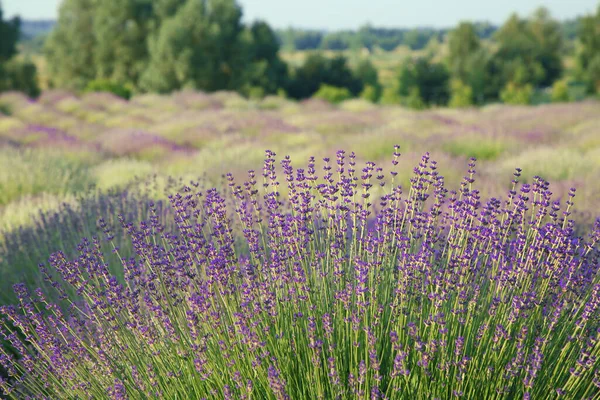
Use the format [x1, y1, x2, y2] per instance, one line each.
[92, 0, 153, 88]
[45, 0, 286, 96]
[286, 53, 363, 99]
[492, 9, 563, 90]
[397, 57, 450, 107]
[241, 21, 289, 95]
[354, 59, 382, 101]
[528, 7, 564, 87]
[140, 0, 246, 93]
[0, 2, 20, 62]
[447, 22, 481, 82]
[578, 5, 600, 93]
[45, 0, 98, 90]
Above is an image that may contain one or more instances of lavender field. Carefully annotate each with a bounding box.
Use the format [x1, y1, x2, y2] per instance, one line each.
[1, 90, 600, 399]
[1, 90, 600, 229]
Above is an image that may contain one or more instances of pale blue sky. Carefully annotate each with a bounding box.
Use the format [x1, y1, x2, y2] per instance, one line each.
[3, 0, 598, 29]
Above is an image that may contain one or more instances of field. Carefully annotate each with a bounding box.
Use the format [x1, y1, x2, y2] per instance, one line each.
[1, 90, 600, 229]
[1, 90, 600, 398]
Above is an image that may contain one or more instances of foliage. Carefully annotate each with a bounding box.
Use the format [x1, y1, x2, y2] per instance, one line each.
[140, 0, 245, 93]
[277, 28, 324, 51]
[360, 85, 380, 103]
[241, 21, 289, 96]
[313, 84, 352, 104]
[44, 0, 97, 90]
[0, 59, 40, 97]
[500, 82, 534, 105]
[551, 79, 571, 103]
[492, 9, 563, 91]
[447, 22, 480, 82]
[446, 22, 493, 104]
[84, 80, 132, 100]
[287, 53, 363, 99]
[44, 0, 286, 96]
[577, 6, 600, 94]
[1, 151, 600, 399]
[0, 3, 39, 97]
[448, 79, 473, 108]
[321, 31, 352, 51]
[379, 86, 402, 105]
[354, 59, 382, 102]
[397, 57, 450, 107]
[0, 5, 20, 63]
[92, 0, 152, 89]
[277, 26, 455, 52]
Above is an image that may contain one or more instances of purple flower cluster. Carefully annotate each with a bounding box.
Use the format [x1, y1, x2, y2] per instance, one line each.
[1, 149, 599, 399]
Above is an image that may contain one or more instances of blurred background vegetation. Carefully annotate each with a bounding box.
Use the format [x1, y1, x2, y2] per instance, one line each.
[0, 1, 600, 107]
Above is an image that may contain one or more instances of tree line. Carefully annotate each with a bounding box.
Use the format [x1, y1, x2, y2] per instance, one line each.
[0, 1, 599, 107]
[277, 23, 497, 52]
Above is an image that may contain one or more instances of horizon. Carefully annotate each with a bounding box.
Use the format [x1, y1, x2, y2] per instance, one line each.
[3, 0, 598, 31]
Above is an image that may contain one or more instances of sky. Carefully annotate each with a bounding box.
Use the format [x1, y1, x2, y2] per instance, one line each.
[3, 0, 598, 30]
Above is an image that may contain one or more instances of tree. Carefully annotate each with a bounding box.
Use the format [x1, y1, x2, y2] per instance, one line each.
[293, 30, 323, 50]
[447, 22, 480, 82]
[0, 2, 39, 97]
[500, 82, 533, 105]
[578, 5, 600, 93]
[528, 7, 563, 86]
[551, 79, 570, 102]
[0, 59, 40, 97]
[0, 3, 20, 62]
[140, 0, 245, 93]
[446, 22, 493, 104]
[286, 54, 362, 100]
[355, 59, 382, 102]
[321, 32, 350, 50]
[491, 10, 563, 92]
[449, 79, 473, 108]
[242, 21, 289, 95]
[313, 84, 352, 104]
[494, 13, 543, 86]
[92, 0, 153, 88]
[397, 57, 450, 107]
[150, 0, 187, 22]
[45, 0, 97, 90]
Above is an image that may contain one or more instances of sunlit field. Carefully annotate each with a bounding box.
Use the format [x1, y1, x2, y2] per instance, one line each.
[1, 90, 599, 228]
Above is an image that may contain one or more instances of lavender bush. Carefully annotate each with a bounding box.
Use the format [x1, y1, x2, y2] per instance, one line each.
[1, 149, 600, 399]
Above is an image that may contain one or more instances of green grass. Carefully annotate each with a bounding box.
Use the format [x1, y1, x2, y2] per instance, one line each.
[0, 147, 98, 206]
[442, 136, 509, 161]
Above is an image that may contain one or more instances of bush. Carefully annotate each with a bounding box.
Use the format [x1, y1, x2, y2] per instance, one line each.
[551, 79, 571, 103]
[287, 54, 363, 99]
[397, 57, 450, 106]
[245, 85, 266, 100]
[313, 84, 353, 104]
[2, 150, 600, 399]
[402, 86, 426, 110]
[500, 82, 534, 105]
[0, 59, 40, 98]
[379, 86, 402, 105]
[84, 79, 132, 100]
[360, 84, 381, 103]
[448, 79, 474, 108]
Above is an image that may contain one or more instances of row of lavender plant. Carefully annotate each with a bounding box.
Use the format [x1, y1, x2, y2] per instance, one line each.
[1, 149, 600, 399]
[0, 176, 182, 306]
